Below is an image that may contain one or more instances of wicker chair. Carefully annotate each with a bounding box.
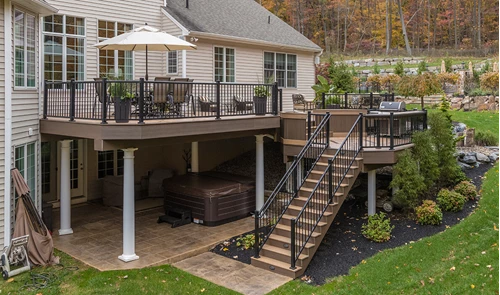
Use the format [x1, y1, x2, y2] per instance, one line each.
[292, 93, 315, 112]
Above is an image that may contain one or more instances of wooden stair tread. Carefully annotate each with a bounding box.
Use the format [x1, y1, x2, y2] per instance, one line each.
[287, 204, 334, 217]
[275, 224, 322, 238]
[251, 256, 303, 272]
[262, 244, 309, 260]
[295, 197, 339, 206]
[268, 234, 315, 249]
[300, 187, 344, 197]
[321, 154, 363, 161]
[309, 170, 354, 178]
[282, 214, 327, 227]
[304, 179, 349, 188]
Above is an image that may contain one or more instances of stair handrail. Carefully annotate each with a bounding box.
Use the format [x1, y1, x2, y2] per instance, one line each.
[254, 112, 331, 258]
[290, 113, 363, 269]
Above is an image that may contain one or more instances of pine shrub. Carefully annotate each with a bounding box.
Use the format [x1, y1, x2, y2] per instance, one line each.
[415, 200, 443, 225]
[390, 150, 426, 209]
[361, 212, 394, 243]
[437, 188, 466, 212]
[475, 131, 498, 146]
[454, 181, 477, 200]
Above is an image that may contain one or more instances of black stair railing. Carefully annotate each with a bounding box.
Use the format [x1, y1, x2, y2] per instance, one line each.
[254, 112, 331, 258]
[290, 114, 363, 269]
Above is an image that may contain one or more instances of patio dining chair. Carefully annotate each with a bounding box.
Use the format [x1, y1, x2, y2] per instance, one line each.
[93, 77, 112, 118]
[167, 78, 194, 116]
[292, 93, 315, 112]
[151, 77, 172, 117]
[198, 95, 217, 113]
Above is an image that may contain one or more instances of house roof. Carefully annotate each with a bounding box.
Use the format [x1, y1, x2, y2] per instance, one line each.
[12, 0, 58, 15]
[163, 0, 322, 52]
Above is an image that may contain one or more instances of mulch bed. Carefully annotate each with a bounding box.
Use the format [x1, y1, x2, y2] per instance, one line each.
[210, 162, 494, 285]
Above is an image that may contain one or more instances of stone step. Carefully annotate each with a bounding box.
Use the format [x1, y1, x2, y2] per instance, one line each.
[251, 256, 303, 277]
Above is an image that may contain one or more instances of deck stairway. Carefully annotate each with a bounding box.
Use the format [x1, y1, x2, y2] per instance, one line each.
[251, 112, 364, 278]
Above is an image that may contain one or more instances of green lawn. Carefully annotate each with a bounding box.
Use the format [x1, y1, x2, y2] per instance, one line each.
[0, 250, 238, 295]
[269, 163, 499, 294]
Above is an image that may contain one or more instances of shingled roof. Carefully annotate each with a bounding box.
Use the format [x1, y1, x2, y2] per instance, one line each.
[163, 0, 321, 51]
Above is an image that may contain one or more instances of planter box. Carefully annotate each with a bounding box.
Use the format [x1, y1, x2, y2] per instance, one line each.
[114, 99, 131, 123]
[253, 96, 267, 115]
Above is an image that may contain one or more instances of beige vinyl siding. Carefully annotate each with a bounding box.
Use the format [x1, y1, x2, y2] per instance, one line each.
[0, 0, 6, 247]
[44, 0, 166, 80]
[161, 12, 183, 76]
[184, 38, 316, 112]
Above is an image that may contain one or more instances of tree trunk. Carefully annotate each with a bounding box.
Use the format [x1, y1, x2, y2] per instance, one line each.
[427, 0, 431, 51]
[453, 0, 458, 49]
[397, 0, 412, 55]
[477, 0, 481, 48]
[386, 0, 392, 54]
[472, 0, 476, 48]
[343, 0, 348, 52]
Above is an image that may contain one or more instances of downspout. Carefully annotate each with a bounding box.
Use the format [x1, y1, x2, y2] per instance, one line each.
[4, 0, 13, 247]
[181, 35, 187, 78]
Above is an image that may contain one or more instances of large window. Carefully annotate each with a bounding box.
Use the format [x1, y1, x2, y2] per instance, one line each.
[167, 51, 178, 74]
[15, 142, 37, 202]
[98, 150, 124, 178]
[264, 52, 297, 88]
[14, 10, 36, 87]
[214, 47, 235, 82]
[98, 21, 133, 79]
[43, 15, 85, 82]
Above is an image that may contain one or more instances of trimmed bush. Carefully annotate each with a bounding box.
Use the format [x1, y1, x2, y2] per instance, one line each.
[361, 212, 395, 243]
[390, 150, 426, 209]
[454, 181, 477, 200]
[437, 188, 466, 212]
[475, 130, 498, 146]
[415, 200, 443, 225]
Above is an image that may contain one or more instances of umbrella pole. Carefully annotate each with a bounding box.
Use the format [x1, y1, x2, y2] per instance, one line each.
[145, 45, 149, 81]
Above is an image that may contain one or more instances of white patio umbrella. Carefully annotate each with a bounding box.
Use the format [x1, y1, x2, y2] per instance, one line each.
[93, 25, 196, 80]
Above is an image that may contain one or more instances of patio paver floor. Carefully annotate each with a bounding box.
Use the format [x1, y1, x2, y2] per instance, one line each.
[174, 252, 291, 295]
[52, 203, 254, 271]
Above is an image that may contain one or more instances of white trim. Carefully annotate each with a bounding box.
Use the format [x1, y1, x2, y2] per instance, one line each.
[213, 45, 236, 83]
[160, 7, 189, 35]
[12, 0, 57, 16]
[4, 0, 13, 247]
[191, 31, 321, 53]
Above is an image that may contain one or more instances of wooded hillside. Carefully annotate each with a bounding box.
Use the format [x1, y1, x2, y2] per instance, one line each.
[258, 0, 499, 55]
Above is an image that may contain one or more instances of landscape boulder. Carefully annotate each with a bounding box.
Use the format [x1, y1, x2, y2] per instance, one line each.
[462, 154, 477, 165]
[458, 161, 473, 170]
[475, 152, 490, 163]
[489, 152, 499, 162]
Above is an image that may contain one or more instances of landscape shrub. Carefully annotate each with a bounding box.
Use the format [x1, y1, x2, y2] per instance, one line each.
[366, 74, 382, 91]
[380, 74, 401, 92]
[428, 112, 466, 186]
[480, 72, 499, 93]
[475, 130, 498, 146]
[236, 234, 255, 250]
[437, 188, 466, 212]
[417, 60, 427, 75]
[415, 200, 443, 225]
[394, 60, 405, 77]
[328, 60, 356, 93]
[390, 150, 426, 209]
[373, 62, 381, 74]
[411, 130, 440, 191]
[444, 57, 453, 72]
[454, 181, 477, 200]
[361, 212, 394, 243]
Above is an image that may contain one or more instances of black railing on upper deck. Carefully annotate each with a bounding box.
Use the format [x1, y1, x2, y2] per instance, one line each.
[321, 92, 395, 110]
[43, 79, 280, 123]
[363, 110, 427, 150]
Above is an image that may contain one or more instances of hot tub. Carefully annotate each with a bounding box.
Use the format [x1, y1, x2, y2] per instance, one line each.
[162, 172, 255, 226]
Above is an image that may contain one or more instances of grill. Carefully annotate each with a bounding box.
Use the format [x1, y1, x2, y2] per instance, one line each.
[378, 101, 406, 112]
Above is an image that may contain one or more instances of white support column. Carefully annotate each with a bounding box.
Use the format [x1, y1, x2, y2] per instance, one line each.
[59, 140, 73, 235]
[182, 50, 187, 78]
[191, 142, 199, 173]
[368, 170, 376, 216]
[255, 135, 265, 211]
[119, 148, 139, 262]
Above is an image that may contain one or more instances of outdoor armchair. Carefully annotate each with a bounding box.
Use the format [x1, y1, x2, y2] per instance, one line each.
[292, 93, 315, 112]
[198, 95, 217, 113]
[233, 95, 253, 112]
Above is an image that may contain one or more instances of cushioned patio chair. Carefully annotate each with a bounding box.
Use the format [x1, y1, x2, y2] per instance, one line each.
[233, 95, 253, 112]
[93, 77, 112, 118]
[152, 77, 172, 117]
[198, 95, 217, 113]
[167, 78, 194, 116]
[292, 93, 315, 112]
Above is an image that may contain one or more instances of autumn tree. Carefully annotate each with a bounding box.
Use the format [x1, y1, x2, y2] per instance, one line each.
[396, 73, 442, 109]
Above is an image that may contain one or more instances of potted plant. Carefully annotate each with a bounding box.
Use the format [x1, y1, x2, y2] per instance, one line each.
[109, 82, 133, 123]
[253, 85, 269, 115]
[325, 94, 341, 109]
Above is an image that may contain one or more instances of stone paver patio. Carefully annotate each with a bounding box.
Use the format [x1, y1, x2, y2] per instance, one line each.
[174, 252, 291, 295]
[52, 203, 254, 271]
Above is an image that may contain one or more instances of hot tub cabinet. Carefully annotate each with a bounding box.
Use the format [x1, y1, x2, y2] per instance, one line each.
[162, 172, 255, 226]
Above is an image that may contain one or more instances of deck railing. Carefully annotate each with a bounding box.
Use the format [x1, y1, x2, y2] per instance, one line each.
[43, 79, 280, 123]
[321, 92, 395, 110]
[254, 112, 331, 259]
[290, 114, 362, 269]
[363, 110, 427, 150]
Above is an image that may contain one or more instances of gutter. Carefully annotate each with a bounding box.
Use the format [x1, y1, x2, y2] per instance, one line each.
[189, 31, 322, 53]
[12, 0, 58, 16]
[4, 0, 13, 247]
